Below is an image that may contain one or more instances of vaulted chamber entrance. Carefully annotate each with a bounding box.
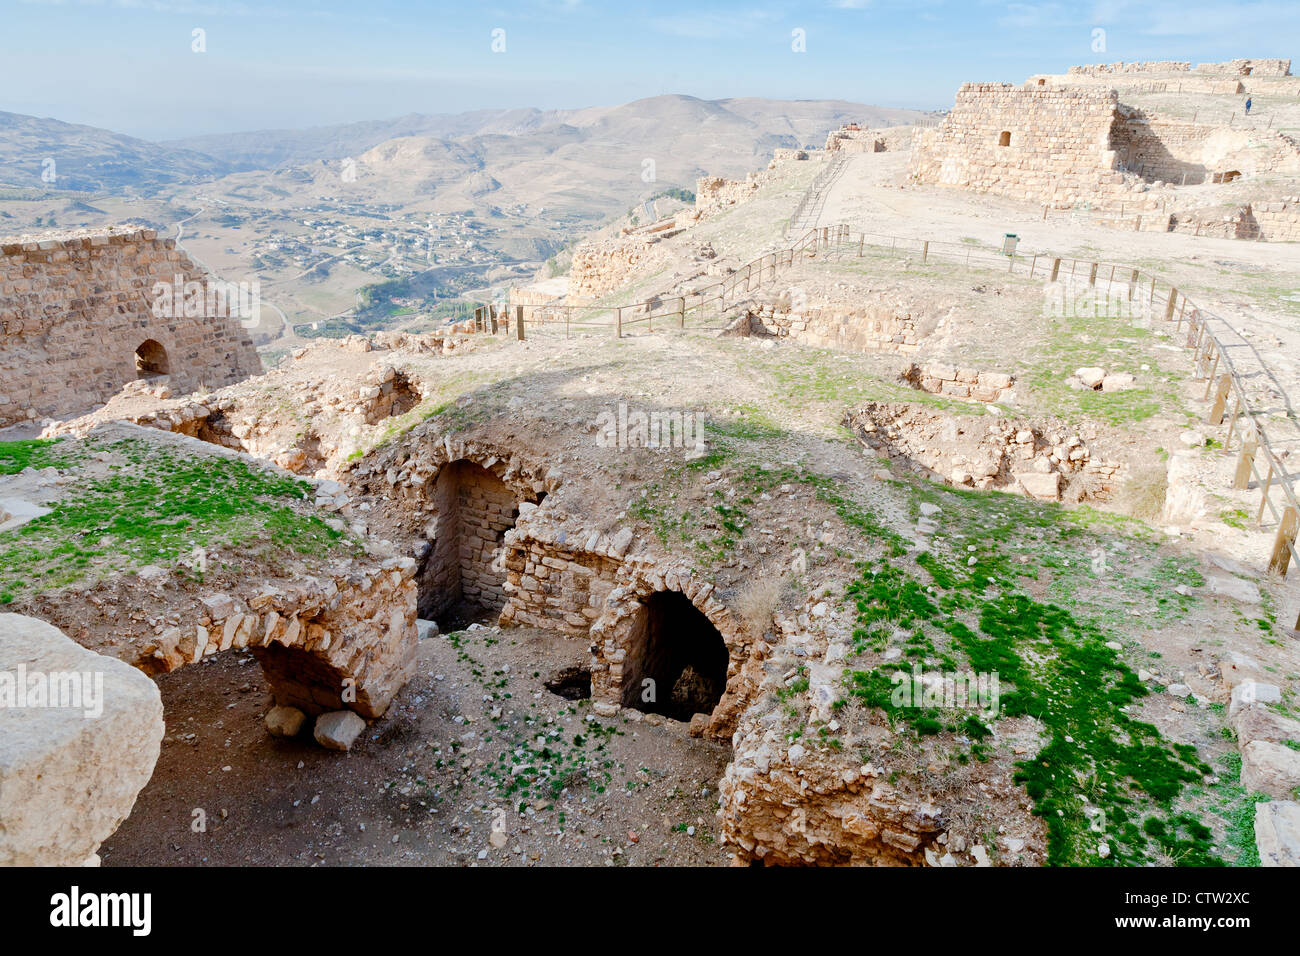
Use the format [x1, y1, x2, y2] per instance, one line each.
[621, 590, 728, 722]
[134, 339, 170, 378]
[416, 459, 521, 629]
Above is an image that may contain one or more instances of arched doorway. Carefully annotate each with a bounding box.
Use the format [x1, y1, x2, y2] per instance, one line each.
[416, 459, 521, 628]
[620, 590, 728, 721]
[135, 339, 170, 378]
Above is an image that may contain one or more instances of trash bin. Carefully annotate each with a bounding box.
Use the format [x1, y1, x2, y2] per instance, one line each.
[1002, 233, 1019, 255]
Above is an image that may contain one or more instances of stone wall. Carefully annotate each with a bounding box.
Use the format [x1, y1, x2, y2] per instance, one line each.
[825, 127, 886, 153]
[1111, 110, 1300, 183]
[907, 82, 1300, 214]
[752, 301, 924, 353]
[0, 226, 261, 427]
[568, 235, 670, 302]
[1249, 199, 1300, 241]
[1196, 58, 1291, 76]
[417, 460, 520, 618]
[499, 510, 626, 634]
[900, 361, 1015, 403]
[1068, 61, 1191, 75]
[139, 550, 418, 719]
[846, 402, 1125, 501]
[1028, 73, 1243, 95]
[695, 174, 762, 215]
[586, 559, 759, 738]
[907, 83, 1151, 210]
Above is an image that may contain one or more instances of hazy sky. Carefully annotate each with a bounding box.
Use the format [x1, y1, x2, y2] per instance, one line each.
[3, 0, 1297, 140]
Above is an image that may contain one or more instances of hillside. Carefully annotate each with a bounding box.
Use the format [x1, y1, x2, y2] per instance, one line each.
[163, 95, 928, 173]
[0, 111, 232, 191]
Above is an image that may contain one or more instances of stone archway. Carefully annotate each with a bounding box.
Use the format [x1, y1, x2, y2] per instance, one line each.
[134, 339, 170, 378]
[620, 589, 728, 721]
[589, 565, 758, 738]
[416, 458, 525, 627]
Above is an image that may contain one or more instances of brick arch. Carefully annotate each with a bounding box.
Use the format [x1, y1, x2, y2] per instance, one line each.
[589, 563, 760, 738]
[380, 441, 552, 625]
[134, 338, 170, 378]
[137, 558, 418, 720]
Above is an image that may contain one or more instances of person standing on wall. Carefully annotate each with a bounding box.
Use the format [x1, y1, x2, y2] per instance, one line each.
[1245, 97, 1253, 115]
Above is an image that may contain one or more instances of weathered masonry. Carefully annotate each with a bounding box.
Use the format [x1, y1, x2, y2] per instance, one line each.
[0, 227, 261, 426]
[908, 82, 1300, 210]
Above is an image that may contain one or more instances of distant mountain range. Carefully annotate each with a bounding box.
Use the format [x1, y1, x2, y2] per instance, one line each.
[0, 96, 934, 193]
[0, 111, 232, 191]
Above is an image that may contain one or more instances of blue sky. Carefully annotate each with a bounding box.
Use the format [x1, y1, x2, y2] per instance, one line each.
[2, 0, 1297, 140]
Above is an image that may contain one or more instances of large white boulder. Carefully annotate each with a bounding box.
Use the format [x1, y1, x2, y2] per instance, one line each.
[0, 613, 164, 866]
[1255, 801, 1300, 867]
[1241, 740, 1300, 799]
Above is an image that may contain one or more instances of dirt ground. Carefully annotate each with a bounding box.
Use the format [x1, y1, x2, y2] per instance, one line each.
[102, 623, 732, 867]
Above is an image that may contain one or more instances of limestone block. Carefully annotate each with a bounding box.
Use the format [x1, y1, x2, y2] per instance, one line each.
[1241, 741, 1300, 798]
[0, 613, 164, 866]
[313, 710, 366, 751]
[265, 705, 307, 737]
[1255, 801, 1300, 867]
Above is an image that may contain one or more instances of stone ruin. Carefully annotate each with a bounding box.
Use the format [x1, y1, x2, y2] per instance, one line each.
[353, 432, 762, 739]
[908, 80, 1300, 230]
[0, 226, 261, 427]
[845, 402, 1124, 502]
[46, 332, 449, 477]
[824, 124, 913, 153]
[1063, 59, 1291, 77]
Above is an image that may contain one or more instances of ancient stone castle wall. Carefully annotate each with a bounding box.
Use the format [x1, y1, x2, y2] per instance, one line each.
[0, 227, 261, 427]
[568, 236, 670, 301]
[695, 174, 762, 215]
[907, 83, 1144, 210]
[1028, 73, 1244, 95]
[1111, 111, 1300, 183]
[1249, 199, 1300, 241]
[1068, 61, 1191, 75]
[1196, 58, 1291, 76]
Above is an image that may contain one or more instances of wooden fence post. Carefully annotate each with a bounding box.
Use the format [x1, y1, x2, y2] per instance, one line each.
[1207, 374, 1231, 424]
[1257, 462, 1274, 525]
[678, 296, 686, 329]
[921, 241, 929, 263]
[1088, 262, 1098, 286]
[616, 307, 622, 339]
[1164, 290, 1177, 322]
[515, 305, 525, 341]
[1049, 258, 1061, 282]
[1268, 506, 1298, 577]
[1234, 432, 1258, 490]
